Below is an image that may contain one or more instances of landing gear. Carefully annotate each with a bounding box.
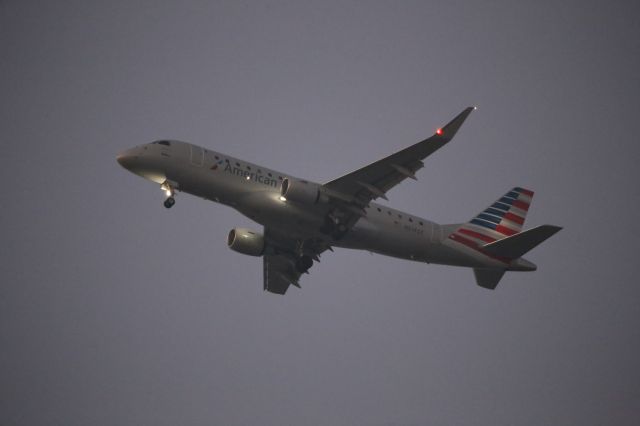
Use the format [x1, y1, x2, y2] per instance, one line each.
[295, 255, 314, 273]
[319, 209, 349, 240]
[163, 197, 176, 209]
[161, 180, 177, 209]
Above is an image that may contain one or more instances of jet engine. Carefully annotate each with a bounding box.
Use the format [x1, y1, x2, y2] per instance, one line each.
[281, 178, 328, 205]
[227, 228, 265, 256]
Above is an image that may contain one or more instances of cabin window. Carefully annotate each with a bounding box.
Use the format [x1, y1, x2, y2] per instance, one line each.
[215, 155, 219, 160]
[419, 221, 423, 226]
[235, 162, 240, 167]
[377, 208, 381, 212]
[409, 218, 413, 223]
[154, 140, 171, 146]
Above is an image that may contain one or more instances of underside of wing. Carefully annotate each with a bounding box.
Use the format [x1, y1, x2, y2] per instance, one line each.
[262, 227, 330, 295]
[263, 253, 299, 295]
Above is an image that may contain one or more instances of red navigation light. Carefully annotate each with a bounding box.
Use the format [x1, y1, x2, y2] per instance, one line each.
[436, 128, 443, 136]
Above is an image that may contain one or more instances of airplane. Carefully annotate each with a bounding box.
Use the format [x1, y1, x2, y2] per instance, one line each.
[117, 107, 561, 294]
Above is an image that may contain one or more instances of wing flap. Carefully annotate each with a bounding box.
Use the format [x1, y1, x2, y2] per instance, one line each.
[262, 228, 330, 295]
[263, 254, 297, 295]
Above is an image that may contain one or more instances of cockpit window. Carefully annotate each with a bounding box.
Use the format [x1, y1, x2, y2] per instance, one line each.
[153, 140, 171, 146]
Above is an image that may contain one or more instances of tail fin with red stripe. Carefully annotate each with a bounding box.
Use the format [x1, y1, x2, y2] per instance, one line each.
[456, 187, 534, 243]
[446, 187, 561, 290]
[448, 187, 535, 255]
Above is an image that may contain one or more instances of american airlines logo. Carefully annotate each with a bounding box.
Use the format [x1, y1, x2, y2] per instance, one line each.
[211, 159, 224, 170]
[211, 160, 278, 188]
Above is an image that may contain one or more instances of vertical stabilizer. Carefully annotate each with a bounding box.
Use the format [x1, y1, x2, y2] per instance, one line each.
[449, 187, 534, 248]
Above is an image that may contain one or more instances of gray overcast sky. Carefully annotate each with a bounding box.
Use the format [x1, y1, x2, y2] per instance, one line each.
[1, 1, 639, 425]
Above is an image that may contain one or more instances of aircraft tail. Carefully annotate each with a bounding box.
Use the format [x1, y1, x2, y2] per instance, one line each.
[449, 187, 535, 246]
[473, 268, 506, 290]
[471, 225, 560, 290]
[447, 187, 562, 290]
[482, 225, 562, 259]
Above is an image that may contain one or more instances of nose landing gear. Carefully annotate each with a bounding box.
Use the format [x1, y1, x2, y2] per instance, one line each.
[163, 197, 176, 208]
[161, 181, 177, 209]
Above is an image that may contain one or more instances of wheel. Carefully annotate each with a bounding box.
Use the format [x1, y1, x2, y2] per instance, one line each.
[295, 255, 313, 273]
[163, 197, 175, 208]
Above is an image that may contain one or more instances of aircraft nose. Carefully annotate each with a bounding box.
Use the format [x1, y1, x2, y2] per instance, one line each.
[116, 149, 136, 170]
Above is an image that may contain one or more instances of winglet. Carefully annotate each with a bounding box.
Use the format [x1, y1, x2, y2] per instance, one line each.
[437, 106, 476, 140]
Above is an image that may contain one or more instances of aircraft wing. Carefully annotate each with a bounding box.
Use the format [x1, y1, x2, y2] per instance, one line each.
[263, 252, 299, 295]
[263, 227, 330, 295]
[324, 107, 475, 209]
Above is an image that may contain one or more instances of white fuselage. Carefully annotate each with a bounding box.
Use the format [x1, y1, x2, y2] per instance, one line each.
[117, 140, 524, 270]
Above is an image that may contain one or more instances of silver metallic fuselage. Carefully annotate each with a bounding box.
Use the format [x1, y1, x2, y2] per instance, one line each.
[117, 140, 532, 271]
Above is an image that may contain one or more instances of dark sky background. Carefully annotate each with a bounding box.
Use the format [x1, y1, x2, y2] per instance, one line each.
[2, 1, 639, 424]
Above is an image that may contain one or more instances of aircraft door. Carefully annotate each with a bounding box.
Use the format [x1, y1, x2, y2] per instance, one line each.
[190, 145, 204, 167]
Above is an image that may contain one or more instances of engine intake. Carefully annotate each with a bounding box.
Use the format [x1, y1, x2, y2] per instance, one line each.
[227, 228, 265, 257]
[281, 178, 328, 205]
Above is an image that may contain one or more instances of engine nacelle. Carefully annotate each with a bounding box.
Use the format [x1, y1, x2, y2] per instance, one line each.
[281, 178, 328, 205]
[227, 228, 265, 257]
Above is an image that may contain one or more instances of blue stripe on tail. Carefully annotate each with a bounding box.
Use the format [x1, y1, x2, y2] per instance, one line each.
[470, 218, 498, 230]
[484, 207, 506, 218]
[477, 213, 502, 224]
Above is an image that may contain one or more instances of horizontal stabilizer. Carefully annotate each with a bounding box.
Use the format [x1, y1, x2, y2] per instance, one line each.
[474, 268, 506, 290]
[482, 225, 562, 259]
